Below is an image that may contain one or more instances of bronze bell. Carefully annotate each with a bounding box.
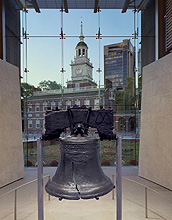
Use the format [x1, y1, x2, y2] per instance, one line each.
[45, 136, 114, 200]
[43, 107, 116, 200]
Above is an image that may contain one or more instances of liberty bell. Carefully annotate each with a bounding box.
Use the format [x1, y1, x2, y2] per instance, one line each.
[43, 106, 116, 200]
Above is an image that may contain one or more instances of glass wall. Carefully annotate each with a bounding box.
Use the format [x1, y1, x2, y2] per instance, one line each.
[21, 8, 141, 167]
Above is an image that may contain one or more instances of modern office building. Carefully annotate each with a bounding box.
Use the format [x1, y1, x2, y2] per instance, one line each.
[104, 39, 134, 90]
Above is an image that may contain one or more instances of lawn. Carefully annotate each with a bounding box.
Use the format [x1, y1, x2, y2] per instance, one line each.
[24, 139, 139, 166]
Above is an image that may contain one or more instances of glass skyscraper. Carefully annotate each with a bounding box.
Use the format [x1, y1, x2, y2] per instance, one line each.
[104, 40, 134, 90]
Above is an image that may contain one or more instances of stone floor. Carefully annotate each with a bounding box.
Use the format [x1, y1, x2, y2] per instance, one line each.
[0, 166, 172, 220]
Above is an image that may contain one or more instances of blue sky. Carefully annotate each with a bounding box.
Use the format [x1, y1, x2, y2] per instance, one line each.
[21, 9, 141, 87]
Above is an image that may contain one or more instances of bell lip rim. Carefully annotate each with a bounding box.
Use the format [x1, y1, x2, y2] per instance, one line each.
[45, 184, 115, 201]
[45, 178, 115, 200]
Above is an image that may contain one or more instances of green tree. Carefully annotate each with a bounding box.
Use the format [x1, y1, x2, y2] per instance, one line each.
[21, 82, 34, 101]
[125, 77, 134, 96]
[138, 74, 142, 109]
[21, 82, 35, 116]
[124, 77, 135, 109]
[21, 82, 35, 131]
[38, 80, 62, 90]
[115, 91, 124, 111]
[115, 77, 135, 111]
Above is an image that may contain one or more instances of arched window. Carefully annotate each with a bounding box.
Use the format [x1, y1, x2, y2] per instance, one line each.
[43, 102, 47, 111]
[79, 49, 81, 56]
[83, 49, 85, 56]
[66, 100, 71, 109]
[75, 100, 80, 106]
[129, 117, 136, 132]
[28, 103, 32, 112]
[58, 101, 62, 109]
[84, 99, 90, 107]
[36, 119, 40, 128]
[35, 103, 40, 112]
[51, 101, 56, 110]
[119, 117, 126, 132]
[28, 119, 32, 128]
[94, 99, 99, 110]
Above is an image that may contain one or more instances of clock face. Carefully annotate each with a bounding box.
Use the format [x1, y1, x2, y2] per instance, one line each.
[75, 67, 83, 75]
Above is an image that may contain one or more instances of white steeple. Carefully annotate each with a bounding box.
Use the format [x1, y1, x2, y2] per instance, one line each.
[67, 19, 97, 89]
[75, 18, 88, 58]
[79, 17, 84, 42]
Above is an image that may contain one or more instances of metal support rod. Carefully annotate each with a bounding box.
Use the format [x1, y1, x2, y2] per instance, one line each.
[98, 9, 101, 106]
[0, 0, 6, 60]
[23, 5, 29, 167]
[116, 137, 122, 220]
[137, 0, 148, 12]
[155, 0, 159, 61]
[14, 189, 17, 220]
[37, 137, 44, 220]
[60, 8, 65, 109]
[48, 176, 50, 201]
[145, 187, 148, 218]
[96, 8, 102, 107]
[112, 174, 115, 200]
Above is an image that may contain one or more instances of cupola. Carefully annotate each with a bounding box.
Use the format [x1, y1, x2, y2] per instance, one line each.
[75, 18, 88, 58]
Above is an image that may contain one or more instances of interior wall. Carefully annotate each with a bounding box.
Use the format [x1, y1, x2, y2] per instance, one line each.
[0, 59, 24, 188]
[141, 0, 155, 68]
[5, 0, 20, 69]
[139, 53, 172, 190]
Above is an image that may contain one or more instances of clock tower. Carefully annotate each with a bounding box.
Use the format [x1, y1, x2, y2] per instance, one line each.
[67, 20, 97, 89]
